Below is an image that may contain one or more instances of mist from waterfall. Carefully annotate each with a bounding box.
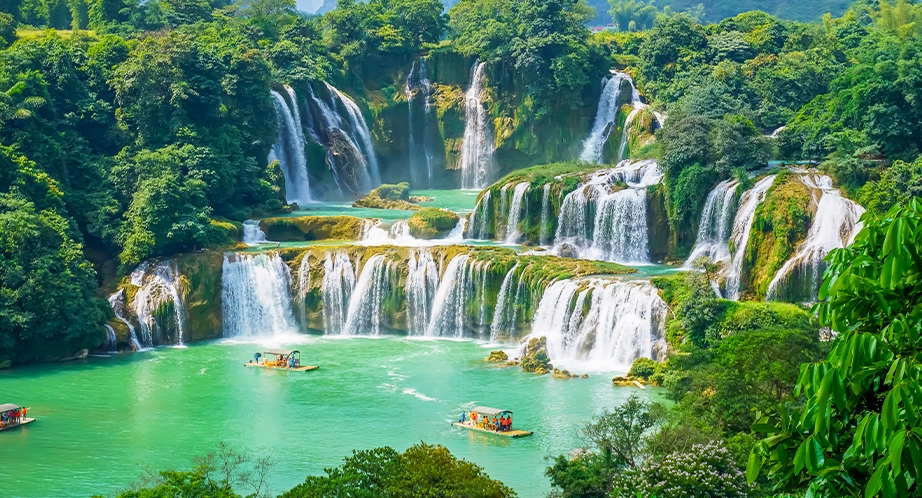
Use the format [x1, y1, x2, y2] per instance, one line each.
[553, 160, 663, 264]
[222, 253, 299, 338]
[684, 179, 739, 267]
[322, 251, 356, 335]
[765, 173, 865, 301]
[580, 73, 641, 164]
[460, 61, 495, 189]
[725, 175, 776, 300]
[525, 278, 668, 371]
[269, 88, 312, 205]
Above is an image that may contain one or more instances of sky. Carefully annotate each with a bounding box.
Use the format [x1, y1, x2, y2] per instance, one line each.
[296, 0, 324, 13]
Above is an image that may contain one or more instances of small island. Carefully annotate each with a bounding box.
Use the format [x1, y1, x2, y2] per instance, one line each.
[353, 182, 431, 211]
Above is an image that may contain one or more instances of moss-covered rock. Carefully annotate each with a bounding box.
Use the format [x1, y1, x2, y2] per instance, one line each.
[176, 251, 224, 342]
[407, 208, 460, 239]
[521, 336, 552, 374]
[259, 216, 368, 242]
[486, 350, 508, 362]
[353, 182, 422, 210]
[744, 172, 814, 299]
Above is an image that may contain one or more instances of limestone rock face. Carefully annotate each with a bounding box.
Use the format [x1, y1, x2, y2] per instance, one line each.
[521, 336, 552, 374]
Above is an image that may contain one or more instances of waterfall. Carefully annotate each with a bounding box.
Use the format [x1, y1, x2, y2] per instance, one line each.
[460, 61, 495, 189]
[467, 190, 493, 239]
[725, 175, 776, 300]
[498, 184, 510, 239]
[540, 184, 552, 245]
[222, 253, 298, 338]
[580, 72, 641, 164]
[104, 325, 118, 352]
[406, 59, 435, 187]
[490, 264, 520, 343]
[108, 289, 141, 351]
[269, 87, 311, 205]
[505, 182, 530, 244]
[526, 279, 668, 371]
[296, 252, 312, 327]
[406, 249, 440, 336]
[427, 254, 480, 338]
[322, 251, 356, 335]
[342, 255, 394, 336]
[361, 220, 419, 245]
[130, 261, 186, 347]
[554, 160, 663, 264]
[243, 220, 268, 246]
[325, 83, 381, 189]
[765, 174, 865, 301]
[684, 180, 739, 267]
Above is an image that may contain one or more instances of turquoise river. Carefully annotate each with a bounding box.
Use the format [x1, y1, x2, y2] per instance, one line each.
[0, 337, 659, 497]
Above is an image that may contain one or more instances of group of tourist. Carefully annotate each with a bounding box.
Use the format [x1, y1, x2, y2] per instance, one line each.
[460, 412, 514, 432]
[1, 407, 27, 428]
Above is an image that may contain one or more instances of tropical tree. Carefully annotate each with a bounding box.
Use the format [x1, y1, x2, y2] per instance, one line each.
[748, 199, 922, 496]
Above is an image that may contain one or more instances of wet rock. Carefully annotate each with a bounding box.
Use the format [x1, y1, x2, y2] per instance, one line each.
[552, 368, 575, 379]
[0, 359, 11, 369]
[612, 375, 645, 387]
[581, 374, 589, 378]
[557, 243, 579, 259]
[486, 350, 508, 362]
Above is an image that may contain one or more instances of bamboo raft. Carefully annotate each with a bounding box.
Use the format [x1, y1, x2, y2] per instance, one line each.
[245, 349, 318, 372]
[452, 422, 532, 438]
[245, 362, 318, 372]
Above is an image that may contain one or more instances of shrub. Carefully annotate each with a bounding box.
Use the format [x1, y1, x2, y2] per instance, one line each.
[614, 442, 751, 497]
[627, 357, 658, 379]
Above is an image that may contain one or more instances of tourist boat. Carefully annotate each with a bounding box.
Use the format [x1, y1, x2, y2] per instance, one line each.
[0, 404, 34, 432]
[245, 349, 318, 372]
[453, 406, 532, 438]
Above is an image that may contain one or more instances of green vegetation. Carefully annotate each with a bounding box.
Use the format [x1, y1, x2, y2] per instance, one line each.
[258, 216, 367, 242]
[353, 182, 421, 211]
[406, 208, 459, 239]
[749, 199, 922, 496]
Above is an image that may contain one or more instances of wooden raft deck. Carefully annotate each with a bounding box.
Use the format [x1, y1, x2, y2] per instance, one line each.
[452, 422, 532, 438]
[244, 363, 319, 372]
[0, 418, 35, 432]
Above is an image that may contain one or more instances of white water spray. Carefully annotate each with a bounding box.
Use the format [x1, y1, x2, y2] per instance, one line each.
[460, 61, 494, 189]
[222, 253, 299, 338]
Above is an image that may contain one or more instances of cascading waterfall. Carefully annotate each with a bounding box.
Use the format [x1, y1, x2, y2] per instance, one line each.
[490, 264, 520, 343]
[580, 72, 641, 164]
[406, 59, 435, 187]
[616, 107, 643, 162]
[460, 61, 495, 189]
[684, 180, 739, 267]
[467, 190, 493, 239]
[426, 254, 471, 338]
[406, 249, 440, 336]
[130, 261, 186, 347]
[243, 220, 268, 246]
[765, 174, 865, 301]
[526, 279, 668, 371]
[505, 182, 530, 244]
[540, 184, 552, 245]
[322, 251, 356, 335]
[725, 175, 776, 300]
[554, 160, 663, 264]
[104, 325, 118, 352]
[269, 88, 312, 205]
[498, 184, 511, 239]
[325, 83, 381, 188]
[108, 289, 142, 351]
[296, 252, 312, 327]
[222, 253, 298, 338]
[342, 255, 394, 336]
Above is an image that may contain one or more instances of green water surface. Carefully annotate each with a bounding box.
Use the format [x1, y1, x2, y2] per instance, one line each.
[283, 189, 480, 222]
[0, 338, 656, 497]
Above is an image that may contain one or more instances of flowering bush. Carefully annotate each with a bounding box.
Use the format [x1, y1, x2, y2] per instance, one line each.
[615, 442, 751, 497]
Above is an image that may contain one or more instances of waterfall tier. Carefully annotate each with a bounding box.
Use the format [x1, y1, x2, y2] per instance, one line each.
[406, 58, 436, 188]
[765, 173, 865, 301]
[553, 159, 663, 264]
[460, 61, 495, 189]
[243, 220, 268, 246]
[222, 253, 298, 338]
[269, 87, 312, 205]
[684, 179, 740, 268]
[129, 261, 186, 347]
[524, 278, 668, 371]
[724, 175, 776, 300]
[580, 72, 642, 164]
